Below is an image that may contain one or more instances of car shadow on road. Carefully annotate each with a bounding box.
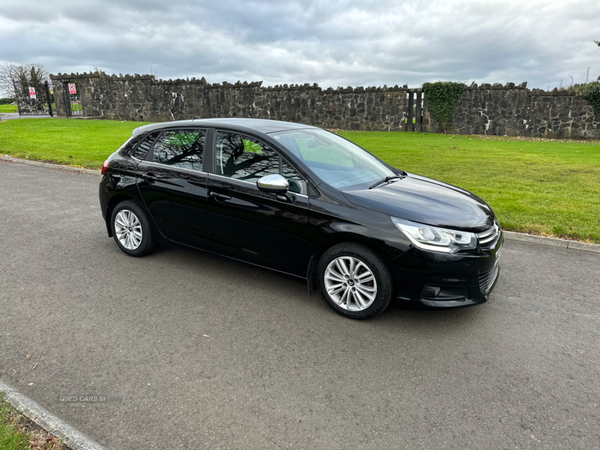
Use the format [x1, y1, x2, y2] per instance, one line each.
[144, 241, 486, 331]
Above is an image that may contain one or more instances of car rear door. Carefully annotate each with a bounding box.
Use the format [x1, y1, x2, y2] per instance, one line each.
[136, 127, 211, 249]
[205, 130, 313, 276]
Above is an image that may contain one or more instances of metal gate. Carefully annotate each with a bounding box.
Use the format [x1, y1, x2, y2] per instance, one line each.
[16, 81, 54, 116]
[404, 88, 423, 131]
[62, 81, 83, 117]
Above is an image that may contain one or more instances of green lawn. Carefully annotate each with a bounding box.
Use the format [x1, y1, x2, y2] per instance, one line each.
[0, 105, 18, 113]
[338, 131, 600, 242]
[0, 104, 57, 114]
[0, 119, 598, 242]
[0, 119, 149, 168]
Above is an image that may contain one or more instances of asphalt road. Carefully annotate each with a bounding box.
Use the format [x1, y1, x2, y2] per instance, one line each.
[0, 160, 598, 450]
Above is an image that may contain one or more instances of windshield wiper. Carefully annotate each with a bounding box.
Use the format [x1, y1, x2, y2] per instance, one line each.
[369, 175, 402, 190]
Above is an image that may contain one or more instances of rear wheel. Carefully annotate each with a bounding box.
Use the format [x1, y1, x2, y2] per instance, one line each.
[111, 200, 157, 257]
[317, 243, 393, 319]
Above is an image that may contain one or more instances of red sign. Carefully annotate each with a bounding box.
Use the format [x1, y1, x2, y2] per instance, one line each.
[29, 87, 36, 98]
[68, 83, 77, 94]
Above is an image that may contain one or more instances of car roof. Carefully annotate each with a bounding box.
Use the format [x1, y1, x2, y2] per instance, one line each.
[132, 118, 319, 136]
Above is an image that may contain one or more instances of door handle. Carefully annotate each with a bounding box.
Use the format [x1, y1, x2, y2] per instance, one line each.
[142, 172, 157, 184]
[209, 191, 231, 202]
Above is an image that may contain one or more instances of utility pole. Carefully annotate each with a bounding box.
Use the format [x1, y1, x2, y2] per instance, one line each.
[586, 67, 591, 84]
[569, 75, 574, 86]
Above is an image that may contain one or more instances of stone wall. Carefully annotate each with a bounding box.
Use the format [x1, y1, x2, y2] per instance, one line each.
[422, 82, 600, 139]
[15, 82, 52, 115]
[50, 72, 600, 139]
[51, 72, 407, 131]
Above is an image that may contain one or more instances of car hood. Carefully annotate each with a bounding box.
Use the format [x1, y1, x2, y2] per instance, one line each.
[342, 173, 495, 232]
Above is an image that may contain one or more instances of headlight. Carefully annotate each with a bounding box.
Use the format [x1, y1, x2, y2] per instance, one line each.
[391, 217, 477, 254]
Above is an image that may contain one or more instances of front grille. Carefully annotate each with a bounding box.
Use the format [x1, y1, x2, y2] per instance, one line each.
[479, 263, 499, 294]
[477, 223, 500, 249]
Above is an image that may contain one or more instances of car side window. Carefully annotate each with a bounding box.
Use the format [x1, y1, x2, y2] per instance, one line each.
[216, 131, 308, 194]
[216, 131, 279, 183]
[281, 159, 307, 195]
[131, 131, 160, 160]
[153, 129, 206, 171]
[121, 134, 144, 156]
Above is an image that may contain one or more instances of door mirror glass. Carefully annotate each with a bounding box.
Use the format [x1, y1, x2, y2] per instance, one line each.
[257, 174, 290, 194]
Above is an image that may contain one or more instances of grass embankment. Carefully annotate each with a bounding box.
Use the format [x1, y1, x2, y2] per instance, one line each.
[339, 131, 600, 242]
[0, 105, 18, 113]
[0, 397, 68, 449]
[0, 119, 598, 242]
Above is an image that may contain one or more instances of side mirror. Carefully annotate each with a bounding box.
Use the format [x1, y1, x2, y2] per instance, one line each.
[257, 174, 290, 194]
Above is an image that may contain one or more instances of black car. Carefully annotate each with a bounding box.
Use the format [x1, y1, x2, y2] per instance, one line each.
[99, 118, 502, 319]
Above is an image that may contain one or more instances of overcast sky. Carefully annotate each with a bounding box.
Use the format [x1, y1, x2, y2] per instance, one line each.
[1, 0, 599, 90]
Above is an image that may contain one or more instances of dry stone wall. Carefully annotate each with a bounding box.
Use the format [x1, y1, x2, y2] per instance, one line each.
[50, 72, 600, 139]
[422, 82, 600, 139]
[51, 72, 407, 131]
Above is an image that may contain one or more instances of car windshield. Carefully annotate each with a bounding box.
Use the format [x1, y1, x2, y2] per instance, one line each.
[269, 129, 397, 190]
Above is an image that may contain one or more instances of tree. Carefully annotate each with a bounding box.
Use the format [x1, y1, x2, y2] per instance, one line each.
[0, 62, 48, 98]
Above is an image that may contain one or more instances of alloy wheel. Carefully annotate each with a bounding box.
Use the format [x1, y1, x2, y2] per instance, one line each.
[114, 209, 143, 250]
[324, 256, 378, 311]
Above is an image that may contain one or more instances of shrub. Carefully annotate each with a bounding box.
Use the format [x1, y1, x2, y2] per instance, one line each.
[422, 82, 466, 131]
[569, 81, 600, 119]
[582, 82, 600, 119]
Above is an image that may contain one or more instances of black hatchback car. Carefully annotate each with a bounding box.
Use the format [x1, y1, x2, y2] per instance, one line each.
[99, 118, 502, 319]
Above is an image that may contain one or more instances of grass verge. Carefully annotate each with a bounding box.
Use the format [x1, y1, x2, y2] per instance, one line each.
[0, 396, 68, 450]
[0, 105, 18, 113]
[0, 119, 598, 242]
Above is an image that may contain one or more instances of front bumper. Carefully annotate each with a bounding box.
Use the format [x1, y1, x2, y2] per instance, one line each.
[390, 231, 504, 308]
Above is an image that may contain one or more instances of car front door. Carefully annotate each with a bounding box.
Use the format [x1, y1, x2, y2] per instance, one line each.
[206, 130, 313, 276]
[136, 127, 211, 249]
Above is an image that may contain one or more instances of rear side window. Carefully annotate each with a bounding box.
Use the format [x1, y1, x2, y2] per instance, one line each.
[131, 131, 160, 160]
[152, 129, 206, 171]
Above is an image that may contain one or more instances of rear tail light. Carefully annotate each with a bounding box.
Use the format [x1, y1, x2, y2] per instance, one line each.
[101, 160, 111, 175]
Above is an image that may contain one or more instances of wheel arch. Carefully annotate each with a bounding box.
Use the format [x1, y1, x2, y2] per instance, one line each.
[306, 233, 394, 295]
[105, 194, 137, 237]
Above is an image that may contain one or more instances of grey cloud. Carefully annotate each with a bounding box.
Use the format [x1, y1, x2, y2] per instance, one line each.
[0, 0, 599, 91]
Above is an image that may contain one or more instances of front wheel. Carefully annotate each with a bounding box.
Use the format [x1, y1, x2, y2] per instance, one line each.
[317, 243, 394, 319]
[110, 200, 157, 257]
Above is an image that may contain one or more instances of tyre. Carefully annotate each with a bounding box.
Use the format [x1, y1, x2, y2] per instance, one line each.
[110, 200, 157, 257]
[317, 242, 394, 319]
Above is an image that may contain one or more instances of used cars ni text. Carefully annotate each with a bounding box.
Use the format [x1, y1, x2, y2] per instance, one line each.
[99, 118, 503, 319]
